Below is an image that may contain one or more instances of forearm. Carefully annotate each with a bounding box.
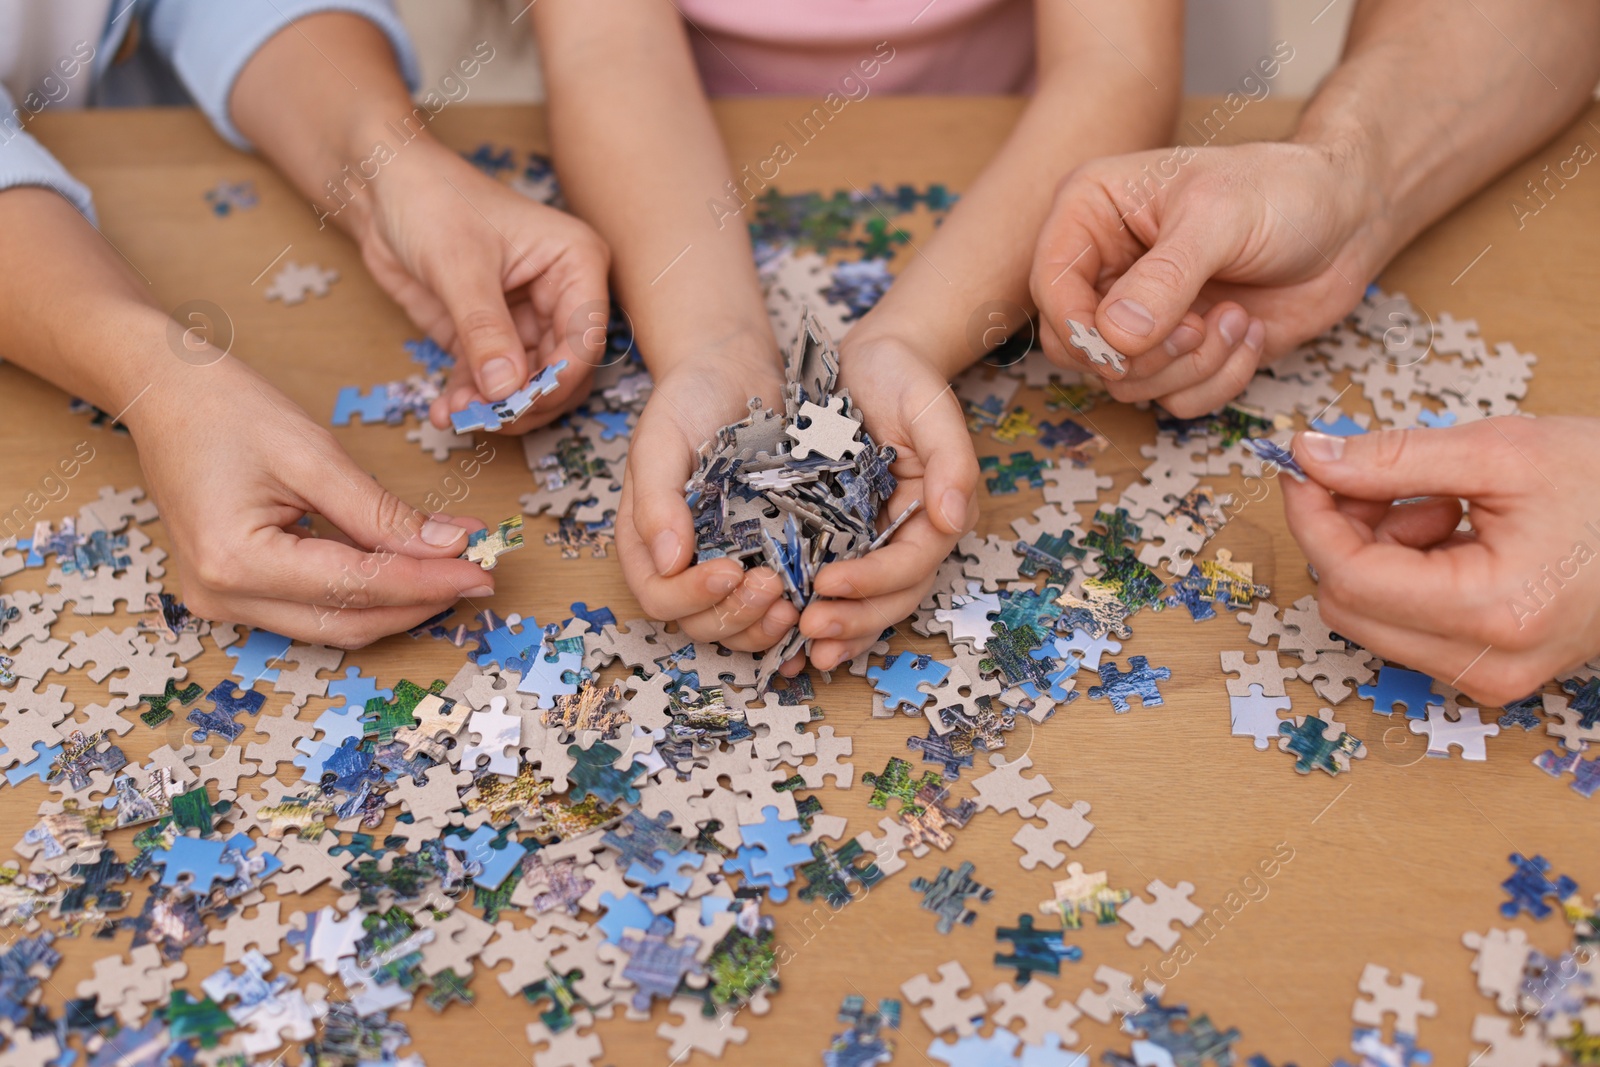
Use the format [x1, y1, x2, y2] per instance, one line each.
[532, 0, 776, 376]
[0, 188, 181, 420]
[1297, 0, 1600, 268]
[849, 3, 1183, 378]
[229, 12, 422, 236]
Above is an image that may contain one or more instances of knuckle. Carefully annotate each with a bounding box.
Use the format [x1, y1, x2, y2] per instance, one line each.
[458, 309, 513, 353]
[1132, 252, 1190, 298]
[371, 492, 421, 548]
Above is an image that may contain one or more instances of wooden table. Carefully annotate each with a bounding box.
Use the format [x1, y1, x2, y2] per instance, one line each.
[11, 96, 1599, 1066]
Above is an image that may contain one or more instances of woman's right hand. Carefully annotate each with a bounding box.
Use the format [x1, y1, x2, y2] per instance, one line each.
[127, 356, 494, 648]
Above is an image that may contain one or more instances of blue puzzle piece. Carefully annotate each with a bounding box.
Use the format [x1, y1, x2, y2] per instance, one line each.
[5, 742, 62, 787]
[589, 411, 632, 440]
[1358, 666, 1443, 719]
[473, 614, 542, 669]
[331, 385, 392, 426]
[327, 667, 392, 712]
[1500, 853, 1577, 921]
[1029, 637, 1088, 702]
[1309, 414, 1367, 437]
[1242, 437, 1307, 481]
[569, 602, 616, 631]
[444, 825, 524, 890]
[450, 361, 567, 433]
[1561, 676, 1600, 728]
[1086, 656, 1171, 713]
[867, 652, 951, 712]
[723, 848, 787, 902]
[1416, 410, 1457, 428]
[736, 805, 813, 880]
[150, 836, 236, 891]
[223, 628, 292, 688]
[596, 890, 655, 943]
[187, 682, 265, 742]
[625, 849, 705, 895]
[404, 337, 453, 373]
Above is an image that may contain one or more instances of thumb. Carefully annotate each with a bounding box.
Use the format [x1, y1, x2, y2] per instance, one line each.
[628, 426, 699, 577]
[435, 264, 528, 401]
[905, 387, 979, 536]
[306, 448, 475, 559]
[1095, 206, 1248, 355]
[1293, 422, 1514, 502]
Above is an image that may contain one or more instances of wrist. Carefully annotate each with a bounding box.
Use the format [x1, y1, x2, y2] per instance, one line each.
[1291, 97, 1406, 280]
[650, 320, 782, 385]
[840, 323, 954, 385]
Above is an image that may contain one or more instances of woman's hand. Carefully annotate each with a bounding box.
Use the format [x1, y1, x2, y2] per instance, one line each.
[616, 341, 798, 652]
[797, 336, 980, 672]
[127, 357, 493, 648]
[1281, 417, 1600, 705]
[338, 139, 611, 434]
[1030, 140, 1380, 417]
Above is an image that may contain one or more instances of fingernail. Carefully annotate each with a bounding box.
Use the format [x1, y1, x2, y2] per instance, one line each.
[1163, 324, 1203, 358]
[420, 519, 466, 547]
[1106, 299, 1155, 337]
[651, 530, 681, 574]
[1300, 431, 1345, 463]
[709, 572, 739, 596]
[479, 357, 519, 398]
[461, 585, 494, 598]
[939, 489, 968, 531]
[1219, 308, 1249, 348]
[1244, 318, 1266, 351]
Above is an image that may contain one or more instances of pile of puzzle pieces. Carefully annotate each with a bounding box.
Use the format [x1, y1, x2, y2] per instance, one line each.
[9, 147, 1589, 1067]
[681, 307, 920, 688]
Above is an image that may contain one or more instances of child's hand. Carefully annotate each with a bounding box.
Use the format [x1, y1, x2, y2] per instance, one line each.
[336, 139, 609, 434]
[1029, 142, 1376, 417]
[616, 345, 798, 652]
[1281, 417, 1600, 705]
[798, 337, 979, 671]
[128, 359, 493, 648]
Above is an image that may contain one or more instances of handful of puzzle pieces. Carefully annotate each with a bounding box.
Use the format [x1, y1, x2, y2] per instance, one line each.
[683, 309, 920, 687]
[27, 143, 1600, 1067]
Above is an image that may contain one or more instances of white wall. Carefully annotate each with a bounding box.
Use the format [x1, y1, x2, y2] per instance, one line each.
[1185, 0, 1352, 97]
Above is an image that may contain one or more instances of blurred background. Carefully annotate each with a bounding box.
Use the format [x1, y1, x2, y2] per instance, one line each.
[394, 0, 1354, 103]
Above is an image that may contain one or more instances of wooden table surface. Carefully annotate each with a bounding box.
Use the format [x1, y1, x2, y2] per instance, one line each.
[11, 95, 1600, 1066]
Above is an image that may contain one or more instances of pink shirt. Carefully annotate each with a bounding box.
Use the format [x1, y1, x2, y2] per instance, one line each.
[678, 0, 1035, 96]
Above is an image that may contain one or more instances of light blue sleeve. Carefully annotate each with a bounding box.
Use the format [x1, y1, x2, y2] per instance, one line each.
[0, 86, 97, 225]
[142, 0, 421, 151]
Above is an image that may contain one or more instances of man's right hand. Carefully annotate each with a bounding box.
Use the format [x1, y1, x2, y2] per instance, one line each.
[1029, 139, 1382, 417]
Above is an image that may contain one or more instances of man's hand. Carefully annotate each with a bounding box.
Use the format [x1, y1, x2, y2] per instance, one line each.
[1030, 140, 1379, 417]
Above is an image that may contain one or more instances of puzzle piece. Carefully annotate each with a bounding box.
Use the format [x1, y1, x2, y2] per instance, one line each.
[1087, 656, 1172, 713]
[1065, 319, 1126, 373]
[995, 914, 1081, 984]
[1499, 853, 1577, 921]
[867, 653, 951, 712]
[265, 261, 338, 304]
[1407, 704, 1500, 760]
[1352, 964, 1438, 1035]
[223, 628, 292, 688]
[981, 451, 1052, 494]
[1119, 880, 1203, 951]
[901, 961, 985, 1038]
[1359, 666, 1444, 719]
[450, 360, 568, 433]
[1012, 799, 1094, 870]
[909, 862, 994, 934]
[1277, 711, 1366, 775]
[1229, 686, 1293, 750]
[462, 516, 526, 570]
